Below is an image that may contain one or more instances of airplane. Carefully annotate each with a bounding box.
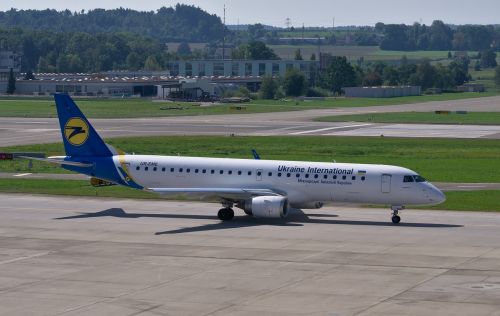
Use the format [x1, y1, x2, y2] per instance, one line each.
[25, 94, 446, 224]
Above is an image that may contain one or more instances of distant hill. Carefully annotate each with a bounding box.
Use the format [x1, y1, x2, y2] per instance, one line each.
[0, 4, 226, 42]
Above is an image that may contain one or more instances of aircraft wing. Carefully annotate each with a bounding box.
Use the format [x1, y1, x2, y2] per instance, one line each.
[148, 187, 283, 201]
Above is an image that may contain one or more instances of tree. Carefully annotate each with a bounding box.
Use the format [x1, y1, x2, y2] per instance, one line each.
[324, 56, 356, 95]
[177, 41, 192, 56]
[495, 66, 500, 89]
[409, 60, 436, 90]
[259, 76, 278, 99]
[126, 52, 142, 70]
[480, 49, 497, 68]
[24, 70, 36, 80]
[294, 49, 303, 60]
[6, 68, 16, 94]
[310, 53, 316, 61]
[144, 56, 162, 70]
[246, 41, 279, 60]
[283, 68, 306, 97]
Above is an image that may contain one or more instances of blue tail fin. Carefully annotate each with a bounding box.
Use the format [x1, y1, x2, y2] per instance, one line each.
[54, 94, 113, 157]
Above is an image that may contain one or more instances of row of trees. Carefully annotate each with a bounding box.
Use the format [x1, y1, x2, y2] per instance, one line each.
[0, 5, 226, 42]
[378, 21, 499, 51]
[256, 55, 479, 99]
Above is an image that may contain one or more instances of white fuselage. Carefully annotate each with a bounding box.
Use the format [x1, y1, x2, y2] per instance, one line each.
[117, 155, 445, 207]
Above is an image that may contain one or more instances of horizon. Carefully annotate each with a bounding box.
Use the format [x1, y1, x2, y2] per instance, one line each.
[1, 0, 499, 27]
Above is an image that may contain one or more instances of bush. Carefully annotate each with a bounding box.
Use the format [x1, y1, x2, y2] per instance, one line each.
[306, 87, 330, 97]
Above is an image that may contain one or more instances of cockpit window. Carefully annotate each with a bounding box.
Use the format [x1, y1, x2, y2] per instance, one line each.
[403, 175, 414, 182]
[413, 175, 426, 182]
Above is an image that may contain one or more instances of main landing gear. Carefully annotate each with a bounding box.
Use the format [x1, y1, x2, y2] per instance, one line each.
[218, 201, 234, 221]
[391, 206, 404, 224]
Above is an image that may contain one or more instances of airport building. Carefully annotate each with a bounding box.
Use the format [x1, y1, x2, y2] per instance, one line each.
[0, 51, 22, 92]
[166, 59, 318, 80]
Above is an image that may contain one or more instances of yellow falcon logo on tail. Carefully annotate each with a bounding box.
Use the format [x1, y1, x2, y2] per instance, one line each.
[64, 118, 89, 146]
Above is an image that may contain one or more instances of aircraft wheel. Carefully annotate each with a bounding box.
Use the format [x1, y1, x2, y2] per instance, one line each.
[392, 215, 401, 224]
[218, 208, 234, 221]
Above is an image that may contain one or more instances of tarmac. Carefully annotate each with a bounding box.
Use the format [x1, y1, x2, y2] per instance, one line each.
[1, 194, 500, 315]
[1, 95, 500, 315]
[1, 95, 500, 146]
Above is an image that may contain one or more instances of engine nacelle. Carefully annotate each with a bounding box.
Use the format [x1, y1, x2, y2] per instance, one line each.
[238, 196, 289, 218]
[291, 201, 324, 209]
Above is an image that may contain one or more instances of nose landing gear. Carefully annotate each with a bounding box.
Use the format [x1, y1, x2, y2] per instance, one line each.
[391, 206, 404, 224]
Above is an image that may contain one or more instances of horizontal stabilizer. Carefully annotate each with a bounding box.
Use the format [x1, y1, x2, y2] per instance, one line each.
[19, 156, 94, 168]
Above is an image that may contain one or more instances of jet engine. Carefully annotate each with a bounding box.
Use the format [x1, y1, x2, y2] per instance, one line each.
[238, 196, 289, 218]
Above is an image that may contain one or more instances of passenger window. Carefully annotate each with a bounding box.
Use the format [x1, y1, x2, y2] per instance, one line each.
[136, 166, 140, 171]
[287, 173, 291, 177]
[268, 172, 272, 177]
[170, 168, 174, 172]
[352, 176, 356, 180]
[296, 174, 300, 178]
[257, 171, 262, 176]
[238, 171, 242, 175]
[153, 167, 157, 172]
[314, 174, 319, 179]
[195, 169, 199, 173]
[179, 168, 183, 172]
[248, 171, 252, 176]
[228, 170, 233, 175]
[220, 170, 224, 175]
[342, 175, 346, 180]
[202, 169, 206, 174]
[361, 176, 366, 181]
[278, 172, 282, 177]
[305, 174, 309, 178]
[162, 167, 166, 172]
[323, 175, 327, 179]
[145, 167, 149, 171]
[333, 175, 337, 180]
[186, 169, 190, 173]
[211, 170, 215, 174]
[403, 175, 414, 183]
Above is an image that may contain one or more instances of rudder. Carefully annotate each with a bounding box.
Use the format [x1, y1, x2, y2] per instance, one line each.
[54, 93, 113, 157]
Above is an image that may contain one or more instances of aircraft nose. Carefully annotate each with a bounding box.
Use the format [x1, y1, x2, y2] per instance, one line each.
[428, 185, 446, 204]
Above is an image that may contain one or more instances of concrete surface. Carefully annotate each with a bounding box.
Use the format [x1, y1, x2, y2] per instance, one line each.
[1, 194, 500, 315]
[1, 95, 500, 146]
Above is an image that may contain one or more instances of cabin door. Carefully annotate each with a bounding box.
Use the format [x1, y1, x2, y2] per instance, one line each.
[381, 174, 391, 193]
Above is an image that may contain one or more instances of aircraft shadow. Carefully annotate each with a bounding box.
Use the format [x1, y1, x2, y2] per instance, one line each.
[55, 207, 463, 234]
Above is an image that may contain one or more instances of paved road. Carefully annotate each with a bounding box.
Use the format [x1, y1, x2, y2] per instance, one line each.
[1, 194, 500, 315]
[2, 172, 500, 192]
[1, 96, 500, 146]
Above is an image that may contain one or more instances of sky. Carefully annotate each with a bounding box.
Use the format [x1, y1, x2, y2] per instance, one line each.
[1, 0, 499, 27]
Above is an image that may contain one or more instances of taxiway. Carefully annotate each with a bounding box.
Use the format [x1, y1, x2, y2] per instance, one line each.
[1, 194, 500, 315]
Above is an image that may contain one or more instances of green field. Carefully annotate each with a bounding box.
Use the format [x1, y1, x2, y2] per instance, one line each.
[268, 45, 461, 61]
[0, 179, 498, 212]
[317, 112, 500, 125]
[2, 136, 499, 183]
[0, 93, 496, 118]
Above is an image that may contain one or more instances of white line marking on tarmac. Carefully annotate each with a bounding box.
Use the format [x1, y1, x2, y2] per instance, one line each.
[0, 252, 50, 265]
[13, 173, 32, 177]
[458, 185, 486, 188]
[289, 124, 373, 135]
